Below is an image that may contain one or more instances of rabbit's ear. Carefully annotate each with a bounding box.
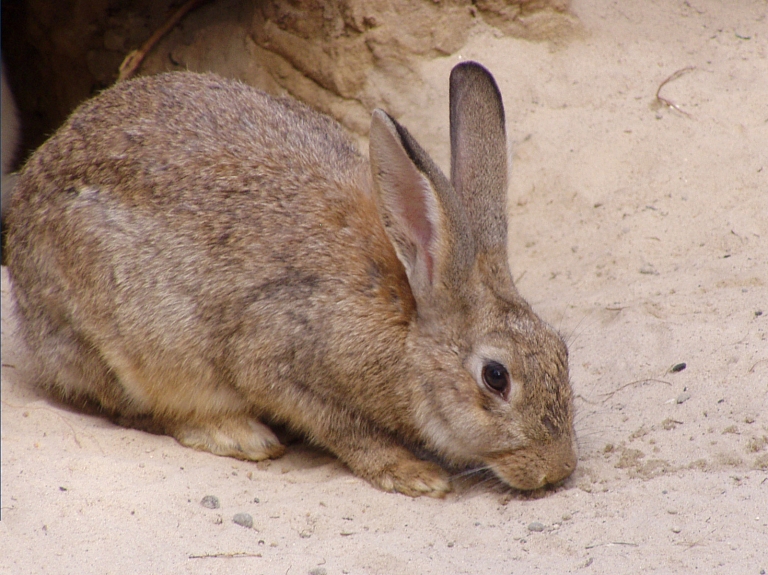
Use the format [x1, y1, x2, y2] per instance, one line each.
[369, 109, 474, 305]
[449, 62, 508, 258]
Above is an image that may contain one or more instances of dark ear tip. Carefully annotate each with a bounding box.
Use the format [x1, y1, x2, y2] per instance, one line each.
[450, 61, 502, 102]
[450, 61, 494, 84]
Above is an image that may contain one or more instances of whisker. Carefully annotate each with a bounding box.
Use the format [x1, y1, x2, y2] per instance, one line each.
[446, 465, 501, 495]
[563, 309, 597, 350]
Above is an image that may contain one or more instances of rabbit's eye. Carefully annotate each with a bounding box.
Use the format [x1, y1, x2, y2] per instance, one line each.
[482, 361, 510, 397]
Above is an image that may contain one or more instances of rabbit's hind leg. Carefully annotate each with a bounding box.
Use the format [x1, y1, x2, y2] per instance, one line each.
[95, 351, 287, 462]
[168, 416, 285, 461]
[14, 309, 132, 416]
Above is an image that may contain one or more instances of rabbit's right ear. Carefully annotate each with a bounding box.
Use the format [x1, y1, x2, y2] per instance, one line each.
[449, 62, 508, 260]
[369, 109, 474, 308]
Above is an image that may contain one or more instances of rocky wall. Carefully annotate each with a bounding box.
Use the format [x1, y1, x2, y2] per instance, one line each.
[2, 0, 578, 163]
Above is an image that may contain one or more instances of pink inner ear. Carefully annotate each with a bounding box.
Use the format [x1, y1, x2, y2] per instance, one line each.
[395, 173, 436, 284]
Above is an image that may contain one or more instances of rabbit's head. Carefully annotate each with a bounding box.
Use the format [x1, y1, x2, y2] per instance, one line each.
[370, 62, 576, 490]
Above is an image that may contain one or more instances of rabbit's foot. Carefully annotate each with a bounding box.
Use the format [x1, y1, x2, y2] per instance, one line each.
[170, 416, 285, 461]
[367, 458, 451, 498]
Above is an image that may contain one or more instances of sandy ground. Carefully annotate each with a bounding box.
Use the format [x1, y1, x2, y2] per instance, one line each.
[2, 0, 767, 573]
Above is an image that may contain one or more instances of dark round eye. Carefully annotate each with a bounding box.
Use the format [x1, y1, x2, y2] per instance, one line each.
[482, 361, 510, 396]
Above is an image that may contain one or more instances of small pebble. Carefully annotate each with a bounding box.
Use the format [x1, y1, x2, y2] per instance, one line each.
[200, 495, 220, 509]
[670, 362, 686, 373]
[671, 526, 681, 534]
[676, 391, 691, 404]
[233, 513, 253, 529]
[308, 568, 327, 575]
[528, 521, 545, 532]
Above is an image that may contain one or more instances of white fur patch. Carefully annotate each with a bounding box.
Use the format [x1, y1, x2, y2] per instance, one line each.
[465, 344, 521, 403]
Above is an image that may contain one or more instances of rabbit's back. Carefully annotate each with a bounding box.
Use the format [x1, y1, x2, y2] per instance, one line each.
[7, 72, 413, 418]
[16, 73, 364, 210]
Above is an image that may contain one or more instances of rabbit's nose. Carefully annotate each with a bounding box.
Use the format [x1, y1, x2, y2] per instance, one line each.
[542, 437, 578, 486]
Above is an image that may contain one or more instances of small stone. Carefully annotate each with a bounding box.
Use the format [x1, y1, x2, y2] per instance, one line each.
[676, 392, 691, 404]
[671, 526, 681, 533]
[308, 568, 327, 575]
[661, 418, 680, 430]
[200, 495, 220, 509]
[670, 362, 687, 373]
[233, 513, 253, 529]
[528, 521, 545, 532]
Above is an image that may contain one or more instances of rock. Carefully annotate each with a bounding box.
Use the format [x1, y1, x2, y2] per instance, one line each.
[200, 495, 220, 509]
[233, 513, 254, 529]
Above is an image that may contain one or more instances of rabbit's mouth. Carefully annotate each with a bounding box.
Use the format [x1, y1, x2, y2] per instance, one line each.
[486, 437, 578, 491]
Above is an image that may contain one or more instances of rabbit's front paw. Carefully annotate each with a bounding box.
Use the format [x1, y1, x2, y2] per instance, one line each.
[369, 458, 451, 498]
[171, 416, 285, 461]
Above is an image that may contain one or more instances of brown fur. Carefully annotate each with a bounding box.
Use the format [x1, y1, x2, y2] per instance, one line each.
[6, 63, 576, 497]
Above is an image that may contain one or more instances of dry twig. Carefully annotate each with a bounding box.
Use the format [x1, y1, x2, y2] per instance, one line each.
[118, 0, 209, 82]
[585, 541, 639, 549]
[189, 552, 263, 559]
[599, 378, 672, 401]
[655, 66, 696, 118]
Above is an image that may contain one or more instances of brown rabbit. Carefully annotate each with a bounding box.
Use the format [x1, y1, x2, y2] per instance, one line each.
[6, 62, 576, 497]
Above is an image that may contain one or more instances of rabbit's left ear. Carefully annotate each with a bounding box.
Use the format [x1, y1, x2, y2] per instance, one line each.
[449, 62, 509, 259]
[369, 109, 474, 308]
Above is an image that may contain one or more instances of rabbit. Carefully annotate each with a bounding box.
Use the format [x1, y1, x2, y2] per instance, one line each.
[2, 59, 21, 217]
[6, 61, 576, 497]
